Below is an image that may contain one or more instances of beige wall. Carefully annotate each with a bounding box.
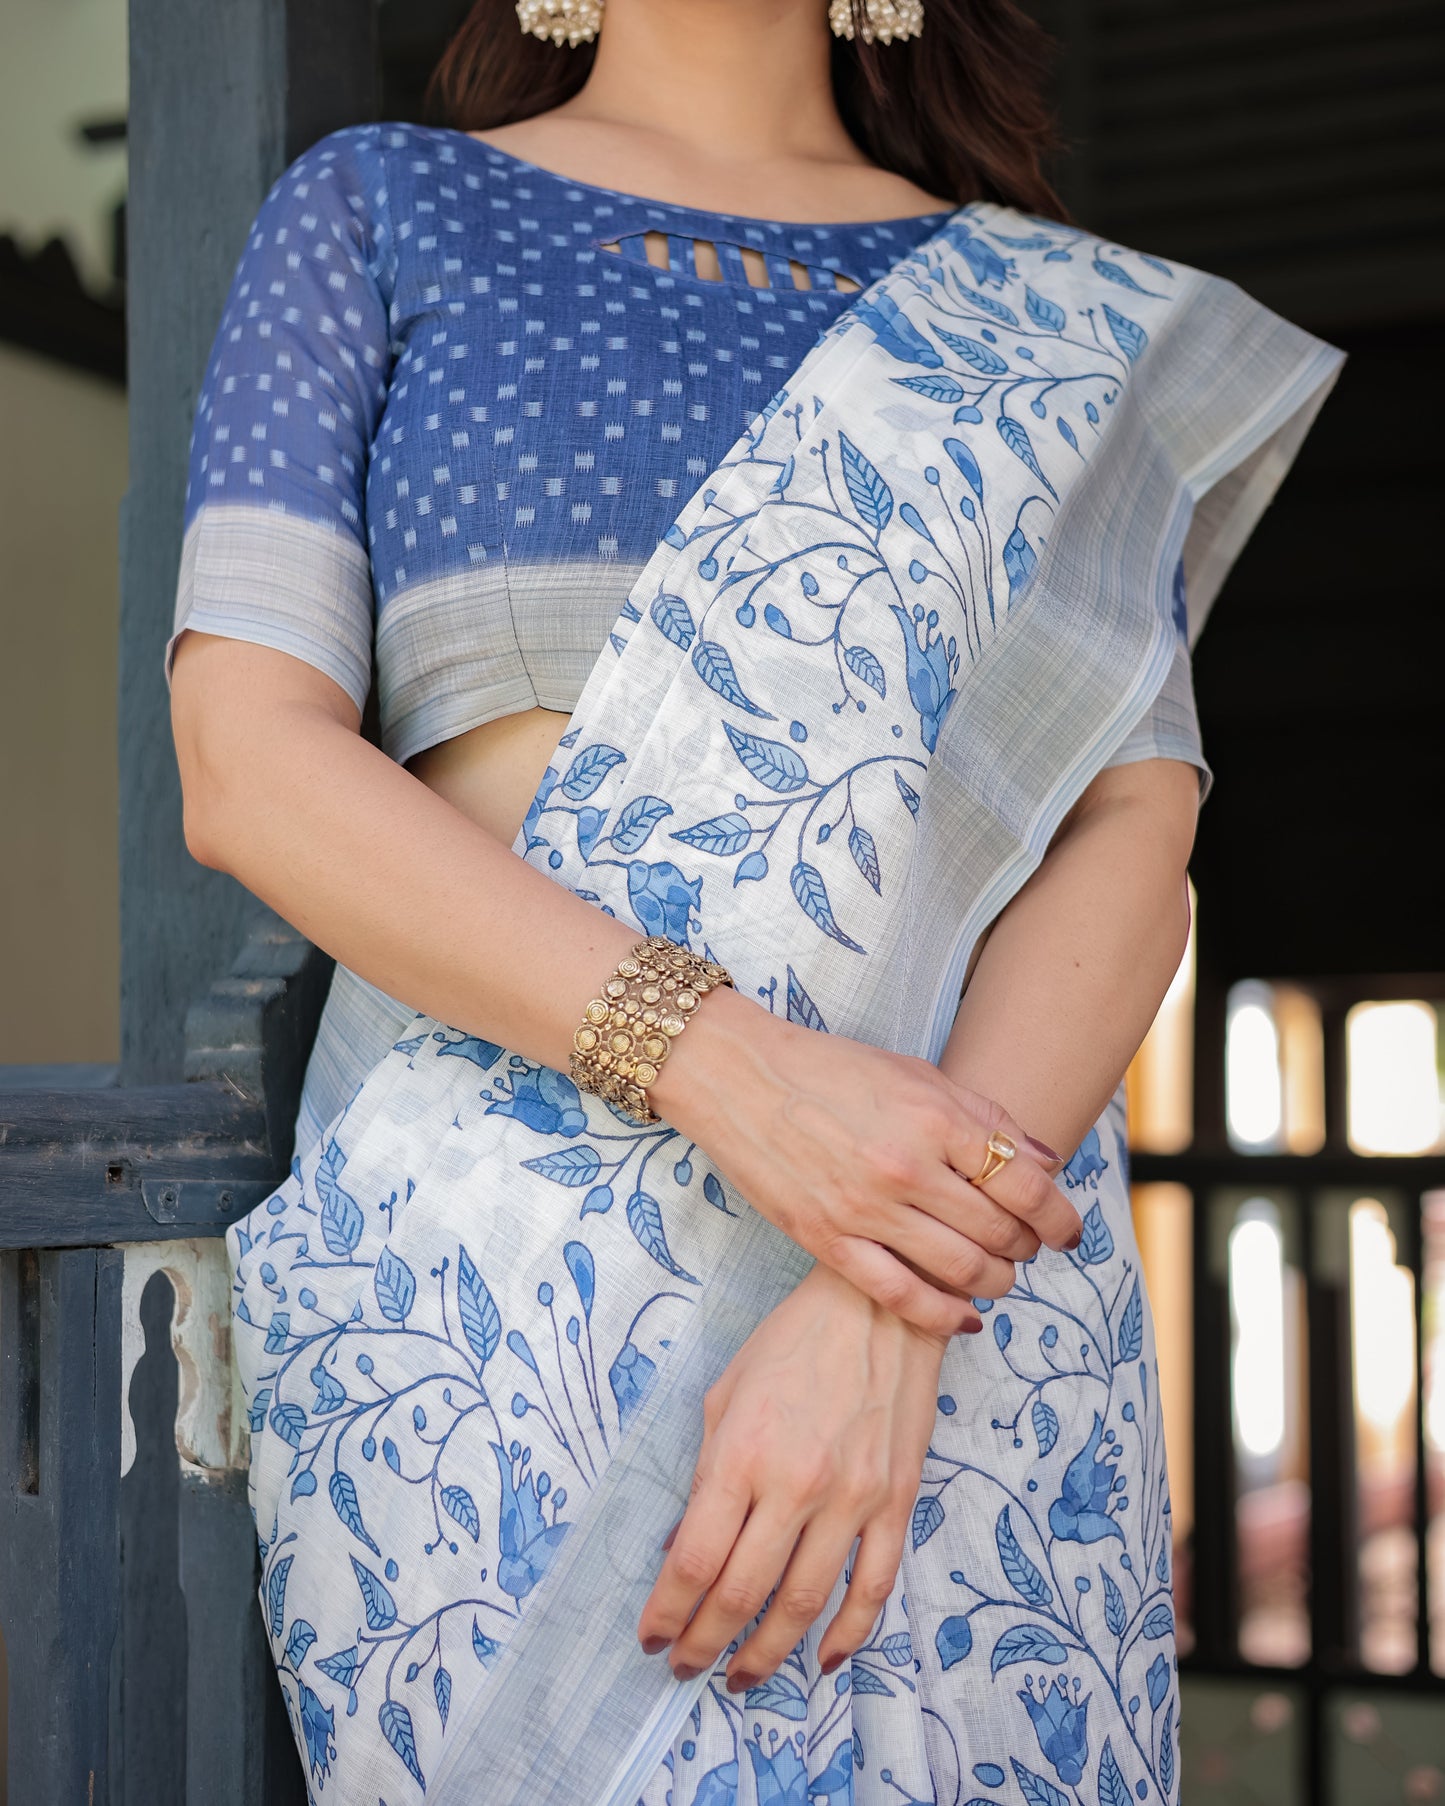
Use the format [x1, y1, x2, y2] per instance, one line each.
[0, 340, 125, 1063]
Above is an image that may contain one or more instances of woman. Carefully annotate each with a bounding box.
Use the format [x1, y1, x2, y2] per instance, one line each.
[167, 1, 1342, 1801]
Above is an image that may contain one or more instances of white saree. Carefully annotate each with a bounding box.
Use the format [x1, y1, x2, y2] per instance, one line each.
[227, 203, 1342, 1806]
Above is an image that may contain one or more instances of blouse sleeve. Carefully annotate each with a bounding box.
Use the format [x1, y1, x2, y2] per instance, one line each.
[1099, 558, 1214, 803]
[164, 126, 395, 712]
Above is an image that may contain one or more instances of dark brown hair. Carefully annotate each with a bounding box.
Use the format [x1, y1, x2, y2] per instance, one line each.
[426, 0, 1066, 218]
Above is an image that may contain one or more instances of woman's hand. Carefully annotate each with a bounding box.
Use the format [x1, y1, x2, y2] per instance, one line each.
[637, 1262, 948, 1687]
[651, 986, 1080, 1339]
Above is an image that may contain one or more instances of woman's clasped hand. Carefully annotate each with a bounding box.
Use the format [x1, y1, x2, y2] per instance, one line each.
[637, 1261, 953, 1690]
[650, 985, 1084, 1339]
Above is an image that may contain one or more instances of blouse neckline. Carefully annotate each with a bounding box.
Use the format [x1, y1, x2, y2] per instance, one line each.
[424, 123, 959, 237]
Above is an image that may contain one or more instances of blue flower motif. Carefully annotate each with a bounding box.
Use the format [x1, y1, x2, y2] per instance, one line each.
[491, 1442, 571, 1600]
[485, 1064, 588, 1137]
[1048, 1412, 1125, 1545]
[889, 604, 958, 752]
[627, 859, 703, 943]
[850, 291, 944, 368]
[608, 1340, 657, 1430]
[298, 1682, 336, 1781]
[1063, 1126, 1109, 1190]
[745, 1730, 808, 1806]
[1018, 1676, 1091, 1785]
[936, 222, 1016, 289]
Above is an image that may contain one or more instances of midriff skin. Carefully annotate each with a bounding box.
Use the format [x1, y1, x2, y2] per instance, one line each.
[406, 706, 572, 850]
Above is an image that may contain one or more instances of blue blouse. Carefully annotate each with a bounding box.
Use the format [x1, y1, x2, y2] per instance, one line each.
[166, 121, 1208, 1147]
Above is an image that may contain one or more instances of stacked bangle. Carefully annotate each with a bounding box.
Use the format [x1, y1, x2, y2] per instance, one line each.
[568, 936, 734, 1125]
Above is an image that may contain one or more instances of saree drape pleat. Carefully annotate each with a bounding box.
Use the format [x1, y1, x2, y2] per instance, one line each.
[228, 203, 1342, 1806]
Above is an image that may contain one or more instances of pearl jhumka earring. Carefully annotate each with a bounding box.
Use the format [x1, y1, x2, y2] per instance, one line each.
[828, 0, 924, 42]
[516, 0, 604, 47]
[516, 0, 924, 50]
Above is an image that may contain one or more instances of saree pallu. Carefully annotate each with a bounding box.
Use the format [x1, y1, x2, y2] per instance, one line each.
[228, 204, 1342, 1806]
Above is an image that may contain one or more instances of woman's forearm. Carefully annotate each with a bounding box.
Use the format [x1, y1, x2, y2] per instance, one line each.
[938, 757, 1200, 1163]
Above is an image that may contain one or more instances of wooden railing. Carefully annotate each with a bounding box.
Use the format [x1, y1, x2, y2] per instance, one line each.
[0, 909, 329, 1804]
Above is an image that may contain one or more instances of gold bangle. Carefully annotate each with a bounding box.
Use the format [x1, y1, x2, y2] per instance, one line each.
[568, 936, 734, 1125]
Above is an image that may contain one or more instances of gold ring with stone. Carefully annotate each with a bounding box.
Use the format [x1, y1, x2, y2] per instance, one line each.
[970, 1131, 1017, 1188]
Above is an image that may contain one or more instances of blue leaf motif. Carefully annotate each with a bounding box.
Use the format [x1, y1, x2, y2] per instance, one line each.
[997, 416, 1059, 500]
[934, 1615, 974, 1671]
[989, 1625, 1068, 1674]
[264, 1312, 291, 1354]
[267, 1555, 293, 1638]
[1057, 416, 1079, 453]
[912, 1494, 945, 1549]
[560, 743, 626, 801]
[1033, 1398, 1059, 1457]
[880, 1631, 913, 1667]
[838, 432, 894, 531]
[1010, 1758, 1070, 1806]
[379, 1699, 425, 1788]
[285, 1619, 317, 1669]
[317, 1138, 364, 1256]
[996, 1505, 1054, 1606]
[762, 603, 792, 639]
[472, 1618, 501, 1666]
[626, 1190, 698, 1283]
[691, 1762, 740, 1806]
[692, 639, 773, 717]
[434, 1665, 452, 1728]
[848, 824, 882, 894]
[702, 1172, 733, 1213]
[441, 1484, 481, 1543]
[734, 851, 768, 884]
[791, 862, 866, 954]
[895, 771, 921, 817]
[1141, 1602, 1174, 1640]
[848, 1663, 895, 1697]
[1103, 303, 1148, 363]
[1099, 1738, 1131, 1806]
[329, 1471, 381, 1554]
[785, 966, 829, 1032]
[576, 806, 608, 859]
[893, 372, 967, 403]
[351, 1556, 398, 1632]
[843, 643, 887, 697]
[1025, 286, 1066, 333]
[520, 1145, 602, 1188]
[564, 1240, 595, 1319]
[609, 794, 672, 856]
[373, 1248, 416, 1324]
[1118, 1278, 1143, 1364]
[743, 1673, 808, 1719]
[724, 723, 809, 794]
[671, 811, 753, 856]
[316, 1645, 358, 1687]
[456, 1244, 501, 1367]
[1147, 1653, 1171, 1711]
[1160, 1703, 1175, 1798]
[936, 328, 1008, 375]
[1079, 1203, 1114, 1265]
[1092, 256, 1158, 297]
[651, 593, 696, 649]
[270, 1401, 306, 1448]
[1101, 1566, 1127, 1638]
[958, 285, 1019, 324]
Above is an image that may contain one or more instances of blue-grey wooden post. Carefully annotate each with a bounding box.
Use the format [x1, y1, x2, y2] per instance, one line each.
[114, 1, 378, 1799]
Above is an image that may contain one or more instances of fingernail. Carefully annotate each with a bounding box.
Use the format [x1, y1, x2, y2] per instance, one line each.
[962, 1319, 983, 1334]
[660, 1522, 679, 1552]
[1025, 1134, 1061, 1162]
[641, 1635, 671, 1655]
[820, 1653, 845, 1675]
[726, 1671, 759, 1694]
[672, 1663, 702, 1682]
[1064, 1226, 1083, 1251]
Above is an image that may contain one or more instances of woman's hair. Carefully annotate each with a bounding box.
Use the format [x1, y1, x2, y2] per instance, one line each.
[426, 0, 1066, 219]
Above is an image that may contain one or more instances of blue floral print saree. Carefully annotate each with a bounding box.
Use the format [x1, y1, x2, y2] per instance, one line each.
[228, 203, 1342, 1806]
